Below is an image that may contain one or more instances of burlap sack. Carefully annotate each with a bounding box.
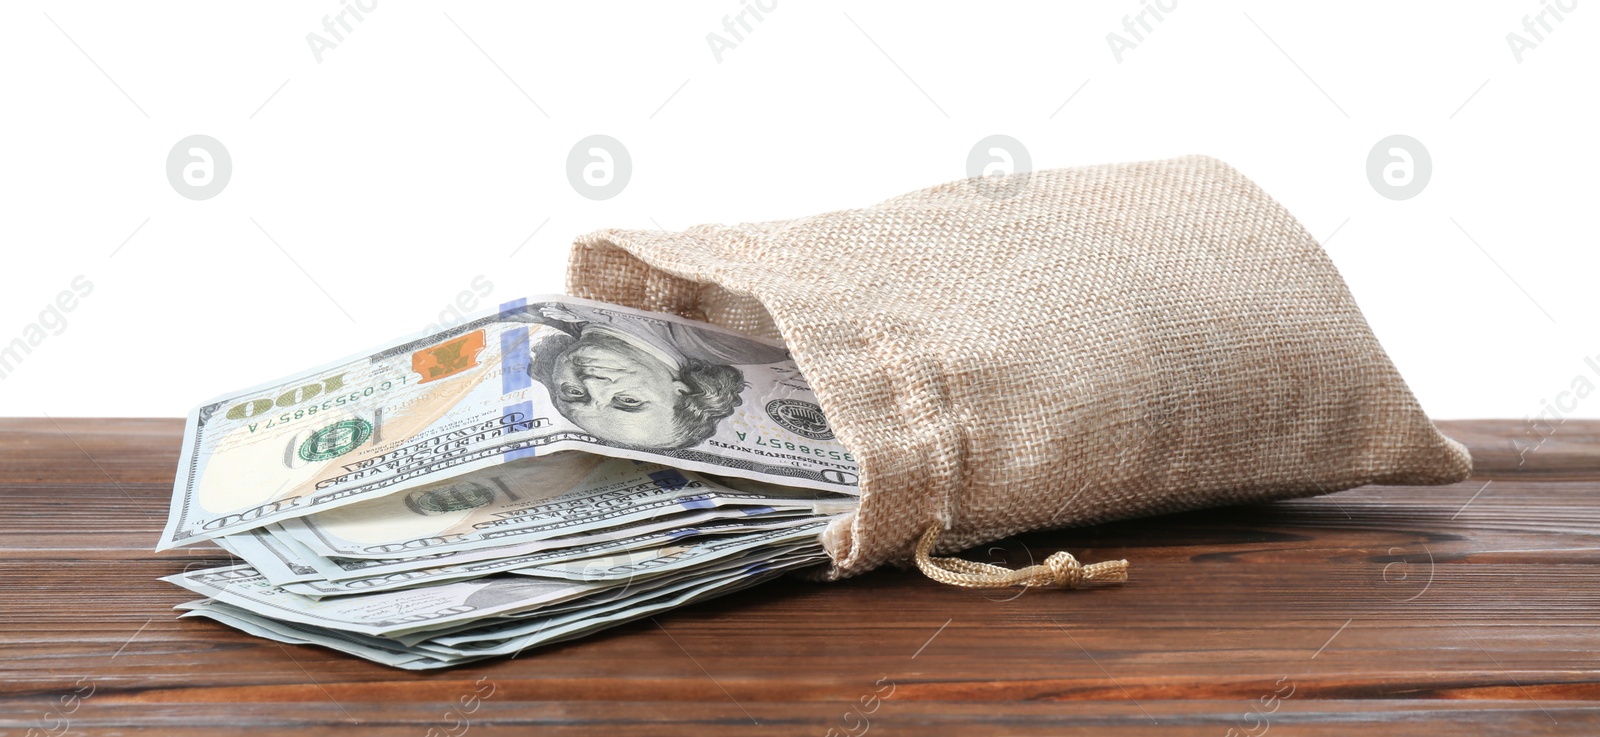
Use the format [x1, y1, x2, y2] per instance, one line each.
[566, 155, 1472, 583]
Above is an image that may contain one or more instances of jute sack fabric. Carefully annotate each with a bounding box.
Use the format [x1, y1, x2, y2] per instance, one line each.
[566, 155, 1472, 583]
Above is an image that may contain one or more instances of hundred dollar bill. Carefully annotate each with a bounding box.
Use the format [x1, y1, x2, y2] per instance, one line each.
[183, 604, 490, 670]
[423, 549, 830, 658]
[165, 564, 607, 638]
[276, 454, 850, 559]
[172, 543, 830, 667]
[183, 546, 808, 669]
[383, 539, 827, 648]
[511, 519, 829, 582]
[388, 543, 824, 652]
[158, 296, 858, 549]
[178, 600, 446, 669]
[276, 516, 825, 598]
[411, 542, 827, 645]
[220, 527, 324, 586]
[284, 503, 815, 582]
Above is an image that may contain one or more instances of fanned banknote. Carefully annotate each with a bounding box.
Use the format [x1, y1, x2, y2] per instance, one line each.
[275, 454, 850, 559]
[159, 296, 857, 668]
[159, 296, 857, 549]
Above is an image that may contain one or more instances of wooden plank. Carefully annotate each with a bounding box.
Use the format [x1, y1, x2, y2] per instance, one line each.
[0, 418, 1596, 734]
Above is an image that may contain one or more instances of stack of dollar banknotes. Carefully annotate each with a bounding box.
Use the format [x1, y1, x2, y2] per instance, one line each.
[156, 297, 861, 668]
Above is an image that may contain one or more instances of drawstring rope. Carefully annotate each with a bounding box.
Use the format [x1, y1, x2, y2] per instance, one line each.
[914, 525, 1129, 589]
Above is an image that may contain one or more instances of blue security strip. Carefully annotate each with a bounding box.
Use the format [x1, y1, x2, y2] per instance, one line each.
[648, 469, 688, 490]
[496, 297, 528, 320]
[739, 506, 776, 517]
[500, 326, 531, 394]
[498, 298, 537, 462]
[499, 297, 532, 395]
[678, 496, 715, 510]
[501, 400, 537, 461]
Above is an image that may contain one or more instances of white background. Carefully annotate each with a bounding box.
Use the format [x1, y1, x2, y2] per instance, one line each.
[1, 1, 1594, 421]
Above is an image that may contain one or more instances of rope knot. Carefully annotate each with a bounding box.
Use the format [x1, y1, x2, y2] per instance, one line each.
[1043, 551, 1084, 588]
[914, 525, 1129, 590]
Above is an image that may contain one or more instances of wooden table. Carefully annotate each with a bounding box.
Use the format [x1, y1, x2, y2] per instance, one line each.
[1, 419, 1596, 735]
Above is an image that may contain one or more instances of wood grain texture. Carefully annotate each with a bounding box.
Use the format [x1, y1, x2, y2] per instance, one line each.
[1, 418, 1597, 736]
